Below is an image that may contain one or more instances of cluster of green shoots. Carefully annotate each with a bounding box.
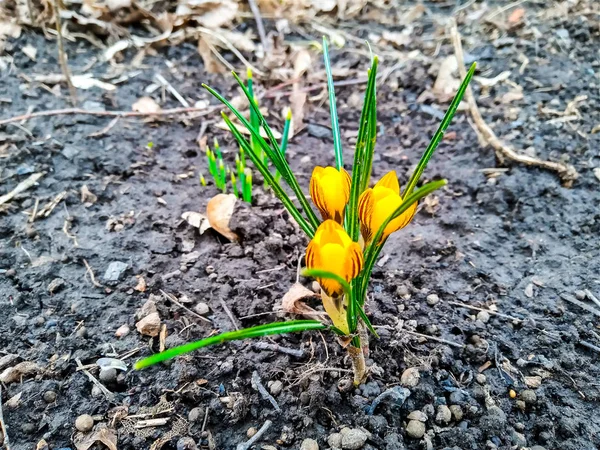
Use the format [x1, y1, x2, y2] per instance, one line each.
[200, 70, 293, 203]
[202, 139, 253, 203]
[136, 39, 475, 385]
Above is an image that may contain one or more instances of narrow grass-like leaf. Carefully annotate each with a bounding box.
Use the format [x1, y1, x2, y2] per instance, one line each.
[223, 113, 315, 236]
[359, 179, 448, 302]
[323, 38, 343, 170]
[275, 109, 292, 184]
[135, 320, 326, 369]
[357, 306, 378, 338]
[403, 63, 476, 197]
[301, 269, 351, 294]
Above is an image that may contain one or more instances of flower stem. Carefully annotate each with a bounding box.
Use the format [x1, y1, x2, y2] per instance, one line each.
[347, 345, 367, 386]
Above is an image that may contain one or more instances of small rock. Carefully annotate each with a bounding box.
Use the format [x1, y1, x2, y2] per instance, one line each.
[181, 251, 201, 265]
[519, 389, 537, 404]
[43, 390, 57, 403]
[48, 278, 66, 294]
[400, 367, 420, 387]
[435, 405, 452, 424]
[91, 385, 103, 398]
[188, 407, 204, 423]
[516, 399, 526, 411]
[136, 312, 161, 337]
[476, 374, 487, 384]
[406, 410, 427, 422]
[531, 446, 547, 450]
[396, 285, 410, 298]
[524, 376, 542, 389]
[115, 324, 130, 338]
[405, 420, 425, 439]
[22, 423, 35, 434]
[138, 299, 158, 319]
[99, 368, 117, 384]
[477, 310, 490, 323]
[176, 437, 197, 450]
[328, 433, 342, 449]
[574, 290, 586, 300]
[449, 405, 463, 421]
[75, 414, 94, 432]
[300, 438, 319, 450]
[511, 429, 527, 447]
[426, 293, 439, 306]
[194, 302, 210, 316]
[77, 326, 88, 338]
[269, 380, 283, 396]
[103, 261, 128, 281]
[340, 428, 368, 449]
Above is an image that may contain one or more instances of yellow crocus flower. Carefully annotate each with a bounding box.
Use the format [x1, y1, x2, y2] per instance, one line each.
[358, 170, 417, 243]
[306, 220, 363, 334]
[309, 166, 351, 224]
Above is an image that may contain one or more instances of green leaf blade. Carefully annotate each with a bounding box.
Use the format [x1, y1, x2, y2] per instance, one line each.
[323, 38, 343, 170]
[135, 320, 326, 369]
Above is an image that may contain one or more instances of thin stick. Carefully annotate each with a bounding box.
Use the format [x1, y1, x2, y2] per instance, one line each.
[0, 385, 10, 450]
[236, 420, 272, 450]
[52, 0, 77, 105]
[584, 289, 600, 309]
[75, 358, 114, 400]
[0, 172, 44, 205]
[402, 329, 465, 349]
[560, 293, 600, 318]
[579, 340, 600, 354]
[247, 0, 268, 51]
[251, 371, 280, 412]
[155, 74, 190, 108]
[0, 106, 217, 127]
[449, 19, 578, 187]
[219, 298, 240, 330]
[82, 259, 102, 288]
[253, 342, 305, 358]
[160, 290, 211, 324]
[448, 301, 523, 322]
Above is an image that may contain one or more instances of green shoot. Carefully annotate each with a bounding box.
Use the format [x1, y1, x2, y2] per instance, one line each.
[323, 38, 343, 170]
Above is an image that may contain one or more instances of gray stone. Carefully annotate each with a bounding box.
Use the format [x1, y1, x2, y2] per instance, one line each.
[449, 405, 463, 421]
[193, 302, 210, 315]
[61, 145, 81, 160]
[406, 410, 427, 422]
[476, 374, 487, 384]
[188, 407, 204, 423]
[479, 406, 506, 434]
[405, 420, 425, 439]
[99, 368, 117, 384]
[328, 433, 342, 449]
[47, 278, 65, 294]
[43, 390, 57, 403]
[426, 294, 439, 306]
[176, 437, 197, 450]
[511, 429, 527, 447]
[300, 438, 319, 450]
[435, 405, 452, 424]
[103, 261, 128, 281]
[477, 311, 490, 323]
[340, 428, 368, 449]
[269, 380, 283, 396]
[75, 414, 94, 432]
[520, 389, 537, 404]
[400, 368, 420, 387]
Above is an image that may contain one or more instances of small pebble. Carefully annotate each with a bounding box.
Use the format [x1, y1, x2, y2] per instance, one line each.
[76, 326, 88, 338]
[99, 368, 117, 384]
[405, 420, 425, 439]
[520, 389, 537, 404]
[91, 385, 103, 398]
[327, 433, 342, 449]
[509, 389, 517, 399]
[135, 312, 161, 337]
[300, 438, 319, 450]
[477, 310, 490, 323]
[396, 285, 410, 298]
[176, 437, 197, 450]
[269, 380, 283, 396]
[22, 423, 35, 434]
[426, 293, 439, 306]
[574, 290, 586, 300]
[340, 427, 368, 450]
[400, 368, 420, 387]
[247, 427, 257, 438]
[435, 405, 452, 424]
[115, 324, 130, 338]
[476, 374, 487, 384]
[194, 302, 209, 316]
[188, 407, 204, 423]
[75, 414, 94, 432]
[406, 410, 427, 422]
[449, 405, 463, 421]
[43, 390, 57, 403]
[48, 278, 66, 294]
[311, 281, 321, 293]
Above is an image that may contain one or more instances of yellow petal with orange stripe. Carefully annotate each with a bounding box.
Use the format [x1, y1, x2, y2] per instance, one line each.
[358, 170, 417, 243]
[309, 166, 351, 224]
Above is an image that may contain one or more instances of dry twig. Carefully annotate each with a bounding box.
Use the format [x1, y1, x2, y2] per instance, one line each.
[449, 19, 578, 186]
[83, 259, 103, 288]
[52, 0, 77, 105]
[247, 0, 268, 51]
[0, 385, 10, 450]
[236, 419, 272, 450]
[0, 172, 44, 205]
[251, 371, 281, 412]
[402, 329, 465, 349]
[0, 106, 217, 127]
[253, 342, 305, 358]
[160, 290, 211, 324]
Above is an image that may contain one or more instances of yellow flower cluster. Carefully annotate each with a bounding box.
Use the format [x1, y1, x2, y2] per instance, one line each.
[306, 166, 416, 298]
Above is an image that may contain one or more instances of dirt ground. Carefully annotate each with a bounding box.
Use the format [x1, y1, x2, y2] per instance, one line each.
[1, 1, 599, 450]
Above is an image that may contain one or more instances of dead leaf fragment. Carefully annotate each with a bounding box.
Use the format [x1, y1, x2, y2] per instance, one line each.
[22, 43, 37, 61]
[433, 56, 460, 102]
[206, 194, 239, 241]
[75, 425, 118, 450]
[182, 211, 212, 234]
[135, 312, 161, 337]
[134, 275, 147, 292]
[0, 361, 40, 383]
[524, 375, 542, 388]
[524, 283, 534, 298]
[132, 96, 161, 113]
[6, 391, 23, 408]
[80, 185, 97, 206]
[72, 75, 116, 91]
[279, 283, 325, 320]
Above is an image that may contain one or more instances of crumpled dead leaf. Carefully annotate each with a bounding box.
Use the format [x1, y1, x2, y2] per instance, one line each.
[176, 0, 238, 29]
[0, 361, 40, 383]
[197, 36, 227, 73]
[132, 96, 161, 113]
[81, 185, 97, 206]
[206, 193, 239, 241]
[181, 211, 212, 234]
[74, 425, 118, 450]
[278, 283, 326, 320]
[0, 21, 22, 53]
[72, 74, 116, 91]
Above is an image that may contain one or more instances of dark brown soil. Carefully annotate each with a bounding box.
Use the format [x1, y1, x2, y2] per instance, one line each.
[1, 3, 599, 450]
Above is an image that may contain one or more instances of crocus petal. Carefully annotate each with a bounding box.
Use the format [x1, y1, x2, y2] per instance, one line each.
[309, 166, 351, 224]
[374, 170, 400, 194]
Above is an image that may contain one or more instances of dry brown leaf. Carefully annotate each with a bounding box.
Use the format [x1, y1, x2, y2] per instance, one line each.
[15, 0, 32, 25]
[381, 30, 411, 48]
[159, 324, 167, 352]
[197, 37, 226, 73]
[181, 211, 212, 234]
[6, 391, 23, 408]
[293, 49, 311, 78]
[433, 55, 460, 102]
[279, 283, 326, 320]
[176, 0, 238, 28]
[501, 90, 524, 104]
[132, 96, 161, 113]
[72, 75, 116, 91]
[0, 361, 40, 383]
[81, 185, 97, 206]
[0, 21, 22, 53]
[75, 426, 118, 450]
[22, 43, 37, 60]
[206, 193, 239, 241]
[289, 90, 306, 135]
[219, 29, 256, 53]
[134, 275, 147, 292]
